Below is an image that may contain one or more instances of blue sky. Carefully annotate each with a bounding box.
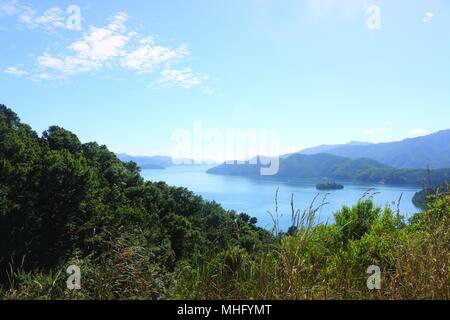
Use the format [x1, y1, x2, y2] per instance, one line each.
[1, 0, 449, 158]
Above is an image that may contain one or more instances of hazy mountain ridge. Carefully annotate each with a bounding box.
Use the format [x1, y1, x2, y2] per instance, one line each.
[119, 130, 450, 172]
[117, 154, 174, 169]
[116, 153, 203, 169]
[298, 130, 450, 169]
[299, 141, 373, 156]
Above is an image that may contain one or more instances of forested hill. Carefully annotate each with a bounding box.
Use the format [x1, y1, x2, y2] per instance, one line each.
[0, 105, 270, 296]
[208, 153, 450, 186]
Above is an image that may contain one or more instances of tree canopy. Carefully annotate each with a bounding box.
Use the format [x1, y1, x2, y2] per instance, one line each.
[0, 105, 269, 286]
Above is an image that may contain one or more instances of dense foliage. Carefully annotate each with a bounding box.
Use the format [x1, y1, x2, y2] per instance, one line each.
[0, 105, 448, 300]
[0, 105, 270, 298]
[208, 153, 450, 187]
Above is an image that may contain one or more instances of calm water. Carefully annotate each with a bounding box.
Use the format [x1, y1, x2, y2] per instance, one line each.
[141, 166, 422, 231]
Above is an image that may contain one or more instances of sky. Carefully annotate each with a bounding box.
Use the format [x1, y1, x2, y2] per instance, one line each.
[0, 0, 449, 160]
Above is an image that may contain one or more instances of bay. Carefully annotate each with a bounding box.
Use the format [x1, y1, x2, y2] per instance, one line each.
[142, 166, 422, 231]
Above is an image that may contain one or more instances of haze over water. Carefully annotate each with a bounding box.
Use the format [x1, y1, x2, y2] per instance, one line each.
[142, 166, 422, 231]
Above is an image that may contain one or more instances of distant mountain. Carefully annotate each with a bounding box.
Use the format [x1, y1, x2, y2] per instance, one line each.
[297, 130, 450, 169]
[299, 141, 373, 156]
[207, 153, 450, 186]
[117, 154, 203, 169]
[117, 154, 174, 169]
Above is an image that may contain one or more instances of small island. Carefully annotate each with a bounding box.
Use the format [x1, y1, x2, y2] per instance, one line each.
[316, 182, 344, 191]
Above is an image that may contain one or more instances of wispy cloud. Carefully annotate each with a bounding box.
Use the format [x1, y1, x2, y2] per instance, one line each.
[157, 68, 208, 89]
[0, 1, 67, 32]
[121, 37, 188, 74]
[4, 66, 28, 76]
[34, 13, 131, 76]
[423, 12, 434, 23]
[28, 72, 56, 82]
[409, 128, 428, 138]
[0, 0, 18, 15]
[3, 11, 208, 89]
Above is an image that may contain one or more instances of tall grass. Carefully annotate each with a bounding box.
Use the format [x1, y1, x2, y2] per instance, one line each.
[173, 191, 449, 300]
[2, 236, 172, 300]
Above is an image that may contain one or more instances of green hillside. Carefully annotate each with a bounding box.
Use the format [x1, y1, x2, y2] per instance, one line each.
[208, 153, 450, 186]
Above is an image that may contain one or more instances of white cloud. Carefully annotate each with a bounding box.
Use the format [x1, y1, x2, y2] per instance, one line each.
[33, 13, 132, 76]
[0, 0, 19, 16]
[69, 14, 129, 60]
[37, 54, 66, 70]
[8, 11, 208, 88]
[423, 12, 434, 23]
[157, 68, 208, 88]
[31, 7, 66, 31]
[34, 13, 131, 76]
[28, 72, 54, 82]
[409, 129, 428, 138]
[121, 39, 188, 74]
[4, 66, 28, 76]
[0, 1, 67, 32]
